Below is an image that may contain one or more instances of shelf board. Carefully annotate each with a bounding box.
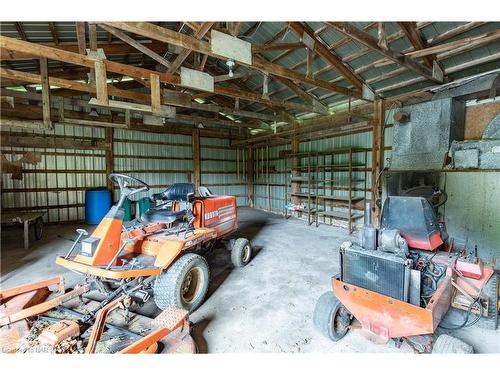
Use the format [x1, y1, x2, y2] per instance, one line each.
[316, 195, 364, 202]
[290, 193, 317, 199]
[317, 210, 364, 220]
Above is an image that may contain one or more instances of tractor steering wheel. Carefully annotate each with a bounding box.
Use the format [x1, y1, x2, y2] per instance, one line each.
[109, 173, 150, 200]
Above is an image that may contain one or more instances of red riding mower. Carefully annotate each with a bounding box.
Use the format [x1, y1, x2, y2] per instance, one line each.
[0, 174, 252, 354]
[56, 173, 253, 312]
[314, 196, 498, 353]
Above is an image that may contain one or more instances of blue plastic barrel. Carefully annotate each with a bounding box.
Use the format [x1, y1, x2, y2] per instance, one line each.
[85, 188, 112, 224]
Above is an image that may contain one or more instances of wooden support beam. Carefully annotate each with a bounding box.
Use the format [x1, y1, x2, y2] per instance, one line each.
[103, 22, 359, 98]
[75, 22, 87, 55]
[168, 22, 214, 73]
[48, 22, 59, 45]
[398, 22, 436, 69]
[39, 57, 52, 129]
[0, 36, 314, 113]
[252, 42, 304, 53]
[97, 23, 172, 69]
[247, 147, 254, 207]
[326, 22, 442, 84]
[272, 75, 329, 115]
[105, 127, 114, 191]
[371, 99, 384, 226]
[192, 128, 201, 191]
[94, 61, 109, 105]
[231, 22, 244, 37]
[14, 22, 27, 40]
[149, 73, 161, 114]
[288, 22, 365, 92]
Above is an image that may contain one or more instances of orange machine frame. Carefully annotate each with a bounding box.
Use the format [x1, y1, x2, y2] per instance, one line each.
[332, 267, 453, 340]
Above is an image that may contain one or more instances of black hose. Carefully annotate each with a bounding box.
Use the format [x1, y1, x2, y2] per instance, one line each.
[439, 297, 484, 330]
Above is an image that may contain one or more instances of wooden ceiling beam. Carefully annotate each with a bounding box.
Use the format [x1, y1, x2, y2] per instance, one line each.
[0, 40, 168, 61]
[252, 42, 304, 53]
[75, 22, 87, 55]
[103, 22, 359, 98]
[48, 22, 59, 45]
[272, 75, 329, 115]
[14, 22, 27, 41]
[97, 23, 172, 69]
[398, 22, 436, 69]
[288, 22, 366, 92]
[326, 22, 443, 84]
[0, 36, 314, 113]
[168, 22, 214, 73]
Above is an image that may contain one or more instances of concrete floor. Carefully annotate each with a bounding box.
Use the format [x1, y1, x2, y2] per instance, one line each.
[1, 207, 499, 353]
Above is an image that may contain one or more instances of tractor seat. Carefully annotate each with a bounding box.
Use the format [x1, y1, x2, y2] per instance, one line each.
[141, 207, 187, 225]
[151, 183, 195, 202]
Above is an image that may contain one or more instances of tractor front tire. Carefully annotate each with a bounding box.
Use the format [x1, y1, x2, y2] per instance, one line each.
[231, 238, 252, 268]
[153, 253, 209, 312]
[432, 334, 474, 353]
[313, 291, 352, 342]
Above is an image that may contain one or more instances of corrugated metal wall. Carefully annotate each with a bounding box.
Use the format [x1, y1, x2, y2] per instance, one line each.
[1, 126, 246, 223]
[1, 123, 106, 223]
[200, 137, 247, 207]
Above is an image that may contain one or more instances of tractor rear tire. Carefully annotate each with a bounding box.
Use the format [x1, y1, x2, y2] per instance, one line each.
[313, 291, 351, 342]
[153, 253, 209, 313]
[231, 238, 252, 268]
[432, 334, 474, 353]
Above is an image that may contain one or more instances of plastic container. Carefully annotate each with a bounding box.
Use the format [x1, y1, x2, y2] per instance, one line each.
[122, 198, 132, 222]
[138, 197, 152, 217]
[85, 188, 112, 224]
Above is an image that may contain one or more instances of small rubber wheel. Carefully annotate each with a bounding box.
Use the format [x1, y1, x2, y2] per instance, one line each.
[432, 334, 474, 353]
[313, 291, 352, 342]
[230, 238, 252, 268]
[34, 217, 43, 240]
[153, 253, 209, 312]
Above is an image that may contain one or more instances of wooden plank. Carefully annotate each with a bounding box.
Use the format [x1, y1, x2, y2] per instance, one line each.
[97, 23, 172, 69]
[252, 42, 304, 53]
[192, 128, 201, 191]
[39, 57, 52, 129]
[288, 22, 365, 92]
[398, 22, 435, 69]
[105, 127, 114, 190]
[247, 147, 254, 207]
[326, 22, 442, 84]
[150, 73, 161, 114]
[48, 22, 59, 45]
[168, 22, 214, 73]
[94, 60, 109, 105]
[75, 22, 87, 55]
[371, 99, 384, 225]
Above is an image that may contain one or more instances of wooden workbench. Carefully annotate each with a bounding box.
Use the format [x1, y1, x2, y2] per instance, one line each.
[1, 211, 46, 249]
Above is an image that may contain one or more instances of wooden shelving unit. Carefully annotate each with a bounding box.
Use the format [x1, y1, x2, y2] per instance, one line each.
[283, 147, 368, 233]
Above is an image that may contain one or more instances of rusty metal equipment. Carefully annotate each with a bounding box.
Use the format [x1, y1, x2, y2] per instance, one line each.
[314, 196, 498, 353]
[0, 276, 194, 354]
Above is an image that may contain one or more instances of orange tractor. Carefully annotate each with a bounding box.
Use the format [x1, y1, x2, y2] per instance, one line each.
[56, 173, 253, 312]
[314, 196, 498, 353]
[1, 174, 252, 353]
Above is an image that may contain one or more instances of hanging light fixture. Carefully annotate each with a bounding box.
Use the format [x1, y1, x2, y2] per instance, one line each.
[89, 108, 99, 117]
[226, 59, 235, 78]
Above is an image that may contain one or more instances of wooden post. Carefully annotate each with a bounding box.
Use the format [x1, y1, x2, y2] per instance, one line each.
[291, 134, 300, 205]
[192, 128, 201, 192]
[247, 147, 254, 207]
[95, 61, 109, 105]
[105, 127, 114, 191]
[371, 99, 385, 225]
[39, 57, 52, 129]
[150, 73, 161, 114]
